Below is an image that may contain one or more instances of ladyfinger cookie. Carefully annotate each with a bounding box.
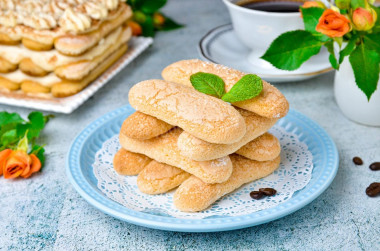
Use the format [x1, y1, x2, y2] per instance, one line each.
[177, 108, 278, 161]
[161, 59, 289, 118]
[119, 127, 233, 184]
[174, 154, 281, 212]
[137, 161, 191, 195]
[121, 111, 174, 140]
[128, 80, 246, 144]
[137, 133, 280, 194]
[235, 133, 281, 161]
[113, 148, 152, 176]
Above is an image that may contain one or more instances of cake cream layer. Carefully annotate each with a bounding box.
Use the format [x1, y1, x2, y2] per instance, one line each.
[0, 27, 131, 87]
[0, 2, 131, 50]
[0, 25, 130, 71]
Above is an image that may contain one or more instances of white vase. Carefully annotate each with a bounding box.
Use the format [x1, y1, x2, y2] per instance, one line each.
[334, 58, 380, 126]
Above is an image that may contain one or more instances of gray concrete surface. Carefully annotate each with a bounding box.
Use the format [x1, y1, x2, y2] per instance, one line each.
[0, 0, 379, 250]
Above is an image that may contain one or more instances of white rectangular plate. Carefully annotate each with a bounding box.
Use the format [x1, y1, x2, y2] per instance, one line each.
[0, 37, 153, 114]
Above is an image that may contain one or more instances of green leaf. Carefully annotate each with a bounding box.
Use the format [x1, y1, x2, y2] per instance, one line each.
[221, 74, 263, 103]
[351, 0, 366, 9]
[372, 5, 380, 32]
[141, 0, 166, 14]
[127, 0, 143, 11]
[190, 72, 226, 98]
[0, 112, 25, 146]
[261, 30, 323, 70]
[155, 15, 184, 31]
[44, 114, 54, 124]
[16, 123, 30, 138]
[300, 7, 323, 32]
[364, 33, 380, 55]
[27, 112, 46, 141]
[300, 7, 330, 42]
[349, 43, 380, 100]
[0, 112, 24, 127]
[30, 144, 45, 167]
[1, 129, 17, 148]
[141, 15, 155, 37]
[325, 41, 339, 70]
[339, 36, 358, 64]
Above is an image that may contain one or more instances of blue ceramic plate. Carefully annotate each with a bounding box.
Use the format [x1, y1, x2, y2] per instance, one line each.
[66, 105, 339, 232]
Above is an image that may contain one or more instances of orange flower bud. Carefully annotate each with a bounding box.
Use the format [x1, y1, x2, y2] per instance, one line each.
[153, 12, 165, 26]
[352, 7, 377, 31]
[127, 21, 142, 36]
[302, 1, 325, 9]
[316, 9, 351, 37]
[0, 149, 42, 179]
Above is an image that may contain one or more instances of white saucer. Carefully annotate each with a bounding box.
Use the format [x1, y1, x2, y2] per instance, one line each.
[198, 24, 333, 82]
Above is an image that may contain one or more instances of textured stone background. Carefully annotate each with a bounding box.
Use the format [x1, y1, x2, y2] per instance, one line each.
[0, 0, 379, 250]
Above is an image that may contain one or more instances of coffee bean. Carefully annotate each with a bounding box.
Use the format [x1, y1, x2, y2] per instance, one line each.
[353, 157, 363, 165]
[366, 182, 380, 197]
[259, 188, 277, 196]
[369, 162, 380, 171]
[250, 191, 264, 200]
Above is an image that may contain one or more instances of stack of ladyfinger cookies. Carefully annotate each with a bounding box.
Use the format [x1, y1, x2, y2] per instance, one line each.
[0, 0, 132, 98]
[114, 59, 289, 212]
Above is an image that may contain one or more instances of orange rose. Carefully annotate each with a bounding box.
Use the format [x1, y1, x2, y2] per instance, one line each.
[316, 9, 350, 37]
[0, 149, 41, 179]
[0, 149, 12, 176]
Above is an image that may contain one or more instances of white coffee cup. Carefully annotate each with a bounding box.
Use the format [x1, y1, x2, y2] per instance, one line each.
[222, 0, 304, 67]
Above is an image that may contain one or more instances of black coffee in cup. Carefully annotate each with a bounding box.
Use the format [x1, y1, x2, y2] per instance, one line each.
[236, 0, 303, 13]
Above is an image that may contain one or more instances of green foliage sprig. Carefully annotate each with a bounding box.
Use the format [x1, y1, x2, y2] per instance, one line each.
[127, 0, 184, 37]
[0, 111, 52, 166]
[261, 0, 380, 100]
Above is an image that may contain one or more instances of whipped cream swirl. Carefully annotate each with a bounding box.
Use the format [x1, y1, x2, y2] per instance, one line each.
[0, 0, 121, 31]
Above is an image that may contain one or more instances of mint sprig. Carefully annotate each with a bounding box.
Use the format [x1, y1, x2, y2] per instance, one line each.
[190, 72, 263, 103]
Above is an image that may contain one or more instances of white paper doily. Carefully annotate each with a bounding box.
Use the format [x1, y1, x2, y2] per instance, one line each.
[93, 126, 313, 219]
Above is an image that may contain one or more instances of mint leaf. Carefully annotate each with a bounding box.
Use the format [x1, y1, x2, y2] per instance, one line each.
[141, 0, 166, 14]
[190, 72, 226, 98]
[349, 43, 380, 100]
[261, 30, 323, 70]
[30, 144, 45, 167]
[364, 33, 380, 55]
[221, 74, 263, 103]
[339, 35, 358, 64]
[325, 41, 339, 70]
